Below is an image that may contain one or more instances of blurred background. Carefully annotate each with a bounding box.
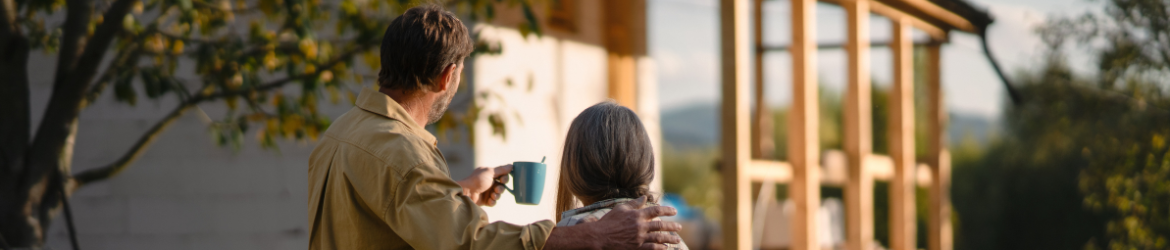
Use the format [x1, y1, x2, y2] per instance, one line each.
[0, 0, 1166, 249]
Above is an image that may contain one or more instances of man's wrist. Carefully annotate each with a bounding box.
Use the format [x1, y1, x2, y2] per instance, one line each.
[544, 223, 603, 250]
[455, 179, 472, 197]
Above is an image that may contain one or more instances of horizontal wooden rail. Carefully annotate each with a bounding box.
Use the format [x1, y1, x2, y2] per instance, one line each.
[760, 40, 943, 52]
[748, 152, 933, 186]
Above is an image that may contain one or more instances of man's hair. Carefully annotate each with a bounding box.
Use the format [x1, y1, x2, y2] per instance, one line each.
[378, 5, 473, 92]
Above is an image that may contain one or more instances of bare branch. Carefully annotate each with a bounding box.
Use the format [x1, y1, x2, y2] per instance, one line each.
[72, 103, 192, 186]
[82, 42, 140, 108]
[191, 0, 259, 13]
[70, 0, 137, 87]
[51, 0, 92, 86]
[73, 44, 372, 186]
[192, 44, 371, 102]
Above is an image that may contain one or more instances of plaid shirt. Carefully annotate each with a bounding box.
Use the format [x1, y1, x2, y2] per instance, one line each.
[556, 198, 689, 250]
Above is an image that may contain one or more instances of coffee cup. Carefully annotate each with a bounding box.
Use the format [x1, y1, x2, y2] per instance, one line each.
[503, 161, 547, 205]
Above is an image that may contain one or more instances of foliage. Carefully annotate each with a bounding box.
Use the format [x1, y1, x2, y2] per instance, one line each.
[661, 145, 722, 221]
[951, 0, 1170, 247]
[0, 0, 545, 247]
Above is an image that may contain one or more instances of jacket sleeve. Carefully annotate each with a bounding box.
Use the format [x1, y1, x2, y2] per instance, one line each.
[379, 161, 555, 250]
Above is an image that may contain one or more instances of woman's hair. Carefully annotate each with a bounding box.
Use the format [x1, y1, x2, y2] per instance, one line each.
[554, 101, 656, 220]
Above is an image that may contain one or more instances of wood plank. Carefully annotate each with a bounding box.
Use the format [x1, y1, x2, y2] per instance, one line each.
[889, 17, 917, 250]
[720, 0, 752, 249]
[749, 160, 793, 182]
[878, 0, 975, 32]
[925, 44, 954, 250]
[843, 0, 874, 249]
[752, 180, 777, 249]
[789, 0, 820, 248]
[761, 40, 944, 52]
[749, 157, 931, 185]
[869, 0, 948, 40]
[816, 0, 948, 41]
[751, 0, 774, 159]
[603, 0, 646, 111]
[607, 54, 638, 111]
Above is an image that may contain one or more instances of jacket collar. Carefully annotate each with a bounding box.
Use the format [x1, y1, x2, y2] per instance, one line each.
[355, 88, 437, 145]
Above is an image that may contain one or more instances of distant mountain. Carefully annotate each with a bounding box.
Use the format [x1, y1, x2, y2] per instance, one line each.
[659, 103, 1000, 150]
[660, 103, 720, 150]
[948, 112, 1000, 147]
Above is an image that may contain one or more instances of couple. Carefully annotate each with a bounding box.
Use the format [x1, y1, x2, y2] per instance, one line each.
[307, 5, 687, 250]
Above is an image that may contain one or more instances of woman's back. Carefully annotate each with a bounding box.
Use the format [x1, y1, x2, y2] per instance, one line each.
[556, 198, 688, 250]
[554, 102, 688, 249]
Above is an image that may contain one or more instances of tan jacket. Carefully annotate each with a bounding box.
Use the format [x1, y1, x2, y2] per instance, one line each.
[308, 89, 555, 249]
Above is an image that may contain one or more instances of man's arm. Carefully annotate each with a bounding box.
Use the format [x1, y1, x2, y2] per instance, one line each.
[456, 164, 511, 206]
[543, 197, 683, 250]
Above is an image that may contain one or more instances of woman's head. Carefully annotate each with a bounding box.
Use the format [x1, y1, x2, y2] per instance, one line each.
[555, 101, 656, 217]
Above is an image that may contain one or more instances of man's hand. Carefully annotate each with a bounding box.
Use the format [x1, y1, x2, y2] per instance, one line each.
[456, 164, 511, 206]
[543, 196, 683, 250]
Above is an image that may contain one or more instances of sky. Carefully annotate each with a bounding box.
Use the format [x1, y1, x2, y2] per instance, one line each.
[649, 0, 1099, 119]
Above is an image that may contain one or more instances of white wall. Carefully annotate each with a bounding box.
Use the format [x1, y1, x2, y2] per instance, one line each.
[40, 87, 347, 250]
[37, 23, 659, 250]
[471, 25, 610, 224]
[471, 25, 664, 225]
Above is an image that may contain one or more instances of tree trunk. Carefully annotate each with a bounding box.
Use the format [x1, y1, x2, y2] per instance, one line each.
[0, 30, 40, 247]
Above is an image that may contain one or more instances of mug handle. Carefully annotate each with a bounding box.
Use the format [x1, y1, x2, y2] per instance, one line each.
[496, 173, 516, 195]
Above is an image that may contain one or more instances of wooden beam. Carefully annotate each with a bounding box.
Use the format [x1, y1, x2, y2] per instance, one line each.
[752, 180, 777, 249]
[889, 17, 917, 250]
[749, 157, 932, 185]
[720, 0, 752, 249]
[761, 39, 943, 52]
[843, 0, 874, 249]
[878, 0, 975, 32]
[817, 0, 948, 41]
[607, 54, 638, 111]
[789, 0, 820, 248]
[869, 0, 948, 40]
[751, 0, 774, 159]
[749, 160, 793, 182]
[925, 44, 954, 250]
[603, 0, 647, 111]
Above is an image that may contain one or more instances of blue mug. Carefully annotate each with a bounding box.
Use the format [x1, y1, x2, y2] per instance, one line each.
[504, 161, 547, 205]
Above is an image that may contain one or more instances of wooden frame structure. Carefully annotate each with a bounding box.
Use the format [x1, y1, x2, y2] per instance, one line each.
[719, 0, 990, 250]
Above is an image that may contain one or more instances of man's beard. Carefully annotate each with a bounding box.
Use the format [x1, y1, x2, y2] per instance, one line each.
[426, 90, 456, 125]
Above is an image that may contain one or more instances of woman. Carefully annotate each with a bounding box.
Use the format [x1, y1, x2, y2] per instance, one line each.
[554, 101, 688, 250]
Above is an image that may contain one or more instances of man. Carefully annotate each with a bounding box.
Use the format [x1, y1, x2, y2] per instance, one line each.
[307, 5, 682, 250]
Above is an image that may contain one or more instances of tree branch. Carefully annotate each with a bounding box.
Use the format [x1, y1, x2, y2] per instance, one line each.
[72, 44, 372, 186]
[979, 28, 1024, 105]
[0, 0, 17, 40]
[70, 0, 136, 87]
[0, 0, 29, 178]
[82, 42, 140, 109]
[191, 44, 371, 102]
[72, 103, 192, 186]
[24, 0, 135, 193]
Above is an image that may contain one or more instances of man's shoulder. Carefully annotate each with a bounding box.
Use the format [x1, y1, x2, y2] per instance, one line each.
[319, 107, 437, 166]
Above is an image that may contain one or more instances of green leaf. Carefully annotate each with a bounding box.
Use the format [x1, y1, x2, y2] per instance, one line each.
[114, 69, 138, 106]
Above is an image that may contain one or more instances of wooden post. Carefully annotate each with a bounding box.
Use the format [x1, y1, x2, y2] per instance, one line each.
[789, 0, 820, 248]
[720, 0, 752, 249]
[925, 44, 953, 250]
[843, 0, 874, 250]
[604, 0, 647, 111]
[751, 0, 774, 159]
[889, 18, 917, 250]
[607, 54, 638, 110]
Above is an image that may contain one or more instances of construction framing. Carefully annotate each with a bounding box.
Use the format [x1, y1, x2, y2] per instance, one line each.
[719, 0, 972, 249]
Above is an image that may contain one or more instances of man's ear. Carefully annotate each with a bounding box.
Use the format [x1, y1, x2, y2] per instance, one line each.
[435, 63, 459, 92]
